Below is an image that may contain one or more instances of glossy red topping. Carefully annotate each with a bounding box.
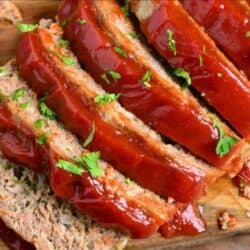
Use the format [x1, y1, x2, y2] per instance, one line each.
[181, 0, 250, 79]
[0, 104, 162, 238]
[15, 27, 207, 203]
[139, 0, 250, 141]
[160, 203, 206, 238]
[57, 0, 240, 169]
[0, 219, 35, 250]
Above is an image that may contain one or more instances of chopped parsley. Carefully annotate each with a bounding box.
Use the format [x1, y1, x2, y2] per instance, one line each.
[101, 73, 110, 84]
[58, 39, 69, 47]
[39, 102, 57, 120]
[61, 19, 68, 27]
[34, 118, 46, 128]
[56, 160, 85, 176]
[94, 93, 121, 104]
[78, 18, 87, 25]
[101, 69, 121, 84]
[140, 70, 152, 88]
[36, 134, 48, 145]
[12, 88, 25, 101]
[173, 67, 192, 88]
[2, 162, 13, 170]
[125, 177, 133, 185]
[245, 31, 250, 37]
[20, 101, 29, 110]
[198, 55, 203, 67]
[0, 66, 5, 75]
[16, 23, 38, 32]
[128, 32, 139, 39]
[114, 46, 127, 57]
[121, 0, 130, 17]
[83, 123, 95, 147]
[54, 52, 75, 66]
[167, 29, 176, 56]
[217, 72, 223, 78]
[77, 152, 103, 177]
[213, 119, 238, 157]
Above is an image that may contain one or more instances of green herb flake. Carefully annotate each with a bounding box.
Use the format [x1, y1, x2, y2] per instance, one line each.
[36, 134, 48, 145]
[15, 178, 37, 192]
[114, 46, 127, 57]
[245, 31, 250, 37]
[140, 70, 152, 88]
[58, 39, 69, 47]
[39, 102, 57, 120]
[0, 95, 5, 103]
[101, 73, 110, 84]
[213, 118, 239, 157]
[83, 123, 95, 147]
[128, 32, 139, 39]
[0, 66, 5, 75]
[77, 152, 103, 177]
[55, 52, 75, 66]
[12, 88, 25, 101]
[107, 69, 121, 81]
[198, 54, 203, 67]
[173, 68, 192, 88]
[121, 0, 130, 17]
[20, 101, 29, 110]
[217, 72, 223, 78]
[16, 23, 38, 32]
[61, 19, 68, 28]
[56, 159, 85, 176]
[94, 93, 121, 105]
[166, 29, 176, 56]
[2, 162, 13, 170]
[34, 118, 46, 128]
[125, 178, 133, 185]
[78, 18, 87, 25]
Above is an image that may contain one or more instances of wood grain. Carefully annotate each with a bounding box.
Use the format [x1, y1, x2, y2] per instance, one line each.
[0, 1, 250, 249]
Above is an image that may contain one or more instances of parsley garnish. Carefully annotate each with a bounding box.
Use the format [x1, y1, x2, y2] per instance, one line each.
[125, 178, 133, 185]
[140, 71, 152, 88]
[16, 23, 38, 32]
[2, 162, 13, 170]
[61, 19, 68, 27]
[39, 102, 57, 120]
[0, 66, 5, 75]
[107, 69, 121, 81]
[213, 119, 238, 157]
[20, 101, 29, 110]
[12, 88, 25, 101]
[94, 93, 121, 104]
[78, 152, 103, 177]
[167, 29, 176, 56]
[128, 32, 139, 39]
[114, 46, 127, 57]
[101, 73, 110, 84]
[36, 134, 48, 145]
[173, 68, 192, 88]
[58, 39, 69, 47]
[54, 52, 75, 66]
[198, 55, 203, 67]
[78, 18, 87, 25]
[34, 118, 46, 128]
[83, 123, 95, 147]
[56, 160, 85, 175]
[121, 0, 130, 17]
[245, 31, 250, 37]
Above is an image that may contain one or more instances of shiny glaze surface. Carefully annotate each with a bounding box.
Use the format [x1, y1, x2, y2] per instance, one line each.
[0, 219, 35, 250]
[15, 26, 207, 203]
[141, 0, 250, 141]
[160, 204, 205, 238]
[181, 0, 250, 79]
[0, 104, 161, 238]
[58, 0, 240, 168]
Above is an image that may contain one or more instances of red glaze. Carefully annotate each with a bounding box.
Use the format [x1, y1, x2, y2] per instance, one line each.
[0, 219, 35, 250]
[15, 28, 207, 203]
[0, 104, 162, 238]
[139, 0, 250, 141]
[57, 0, 240, 169]
[181, 0, 250, 79]
[160, 203, 206, 238]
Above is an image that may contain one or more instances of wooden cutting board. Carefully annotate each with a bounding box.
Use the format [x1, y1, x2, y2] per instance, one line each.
[0, 1, 249, 249]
